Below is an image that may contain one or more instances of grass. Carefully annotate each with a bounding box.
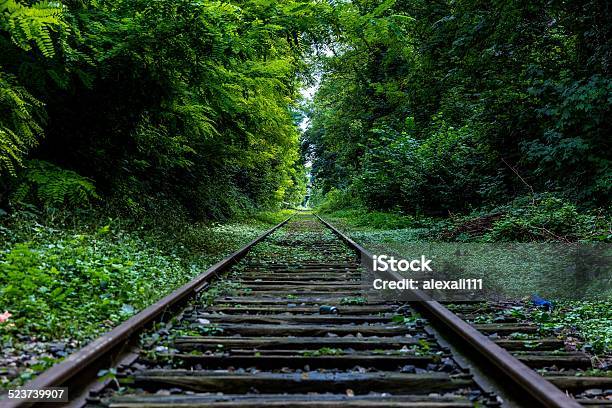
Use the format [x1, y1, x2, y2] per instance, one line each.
[318, 194, 611, 243]
[0, 209, 292, 387]
[243, 209, 295, 225]
[320, 209, 416, 230]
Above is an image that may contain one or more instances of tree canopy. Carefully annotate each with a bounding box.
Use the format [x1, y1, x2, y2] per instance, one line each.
[304, 0, 611, 214]
[1, 0, 334, 219]
[1, 0, 610, 220]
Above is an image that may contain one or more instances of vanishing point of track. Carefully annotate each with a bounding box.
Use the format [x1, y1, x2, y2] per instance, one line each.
[3, 214, 609, 408]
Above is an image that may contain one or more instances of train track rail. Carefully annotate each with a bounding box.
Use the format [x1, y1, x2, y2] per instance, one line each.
[3, 214, 609, 408]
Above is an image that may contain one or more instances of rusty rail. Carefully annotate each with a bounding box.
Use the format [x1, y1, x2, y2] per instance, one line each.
[317, 214, 583, 408]
[2, 214, 590, 408]
[3, 216, 292, 408]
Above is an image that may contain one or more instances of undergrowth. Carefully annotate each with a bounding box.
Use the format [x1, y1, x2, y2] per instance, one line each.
[0, 209, 290, 387]
[529, 300, 612, 354]
[319, 193, 610, 243]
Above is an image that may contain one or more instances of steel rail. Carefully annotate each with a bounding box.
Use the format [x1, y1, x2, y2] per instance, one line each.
[317, 215, 582, 408]
[3, 216, 292, 408]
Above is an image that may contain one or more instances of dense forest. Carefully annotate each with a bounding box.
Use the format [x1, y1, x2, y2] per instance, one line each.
[0, 0, 328, 221]
[1, 1, 610, 226]
[304, 1, 610, 227]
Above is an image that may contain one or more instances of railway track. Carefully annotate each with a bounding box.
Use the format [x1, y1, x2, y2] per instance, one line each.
[3, 214, 609, 408]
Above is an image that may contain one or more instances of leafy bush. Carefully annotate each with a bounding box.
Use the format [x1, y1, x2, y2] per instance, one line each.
[522, 74, 612, 204]
[319, 119, 501, 215]
[11, 160, 99, 209]
[317, 188, 360, 213]
[250, 210, 295, 225]
[0, 73, 44, 176]
[0, 1, 67, 176]
[398, 121, 499, 213]
[529, 301, 612, 354]
[486, 194, 607, 242]
[0, 0, 66, 58]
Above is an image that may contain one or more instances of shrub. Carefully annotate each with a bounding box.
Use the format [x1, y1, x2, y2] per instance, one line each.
[486, 194, 606, 242]
[11, 160, 99, 209]
[250, 210, 295, 225]
[317, 188, 360, 213]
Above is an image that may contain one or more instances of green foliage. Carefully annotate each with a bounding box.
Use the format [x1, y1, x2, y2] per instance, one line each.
[486, 195, 602, 242]
[249, 209, 295, 225]
[304, 0, 611, 215]
[0, 73, 44, 175]
[529, 301, 612, 354]
[429, 194, 610, 243]
[523, 74, 612, 203]
[0, 0, 66, 58]
[351, 121, 499, 213]
[64, 0, 318, 217]
[11, 160, 99, 208]
[317, 188, 360, 213]
[327, 194, 610, 243]
[0, 225, 189, 339]
[0, 210, 278, 386]
[321, 209, 415, 230]
[0, 0, 67, 176]
[1, 0, 321, 216]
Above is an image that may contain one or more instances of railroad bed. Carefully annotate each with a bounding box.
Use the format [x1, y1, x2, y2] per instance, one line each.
[447, 301, 612, 402]
[6, 214, 610, 408]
